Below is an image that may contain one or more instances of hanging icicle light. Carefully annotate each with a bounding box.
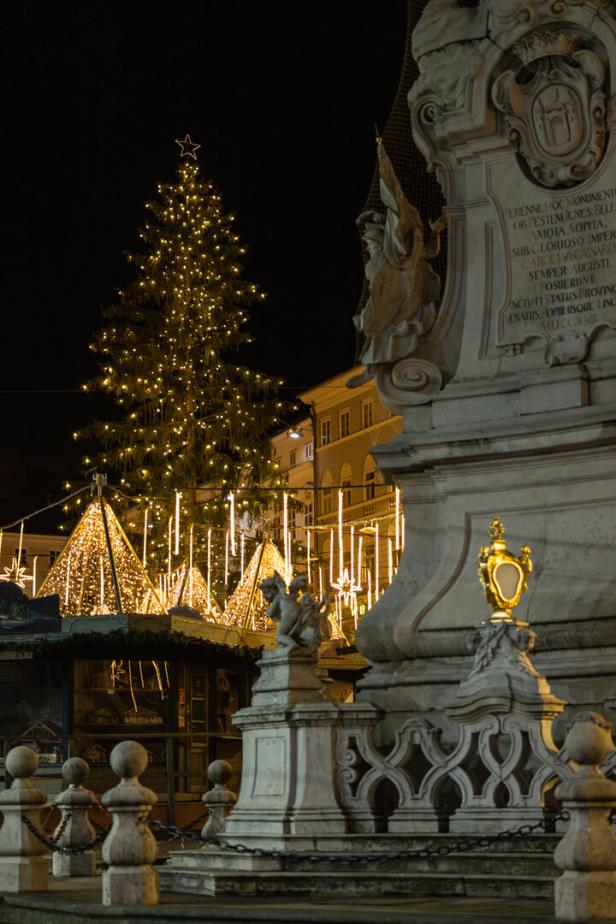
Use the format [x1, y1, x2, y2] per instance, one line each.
[174, 491, 181, 556]
[142, 505, 149, 567]
[229, 491, 236, 556]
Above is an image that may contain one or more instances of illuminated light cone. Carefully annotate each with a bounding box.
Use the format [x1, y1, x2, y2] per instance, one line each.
[36, 499, 164, 616]
[169, 564, 221, 621]
[222, 539, 288, 631]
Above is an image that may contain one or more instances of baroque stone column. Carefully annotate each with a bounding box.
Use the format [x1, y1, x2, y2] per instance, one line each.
[354, 0, 616, 738]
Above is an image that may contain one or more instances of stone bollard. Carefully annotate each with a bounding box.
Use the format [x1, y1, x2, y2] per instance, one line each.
[101, 741, 159, 906]
[52, 757, 97, 877]
[0, 746, 49, 892]
[554, 711, 616, 921]
[201, 759, 237, 837]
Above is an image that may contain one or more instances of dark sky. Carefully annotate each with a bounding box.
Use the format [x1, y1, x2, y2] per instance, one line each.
[2, 1, 409, 527]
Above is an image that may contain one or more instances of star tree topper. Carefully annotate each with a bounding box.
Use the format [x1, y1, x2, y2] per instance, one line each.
[175, 134, 201, 160]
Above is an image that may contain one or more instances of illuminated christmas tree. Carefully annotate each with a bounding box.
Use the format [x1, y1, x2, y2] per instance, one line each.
[37, 498, 163, 616]
[78, 136, 285, 581]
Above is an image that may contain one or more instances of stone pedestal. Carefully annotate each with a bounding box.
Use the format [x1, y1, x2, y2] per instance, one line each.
[0, 746, 49, 893]
[52, 757, 96, 877]
[353, 0, 616, 742]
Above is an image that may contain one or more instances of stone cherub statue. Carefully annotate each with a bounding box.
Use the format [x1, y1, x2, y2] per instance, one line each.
[260, 572, 331, 654]
[349, 141, 446, 386]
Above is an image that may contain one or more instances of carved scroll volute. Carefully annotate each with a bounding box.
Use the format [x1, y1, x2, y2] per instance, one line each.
[375, 358, 443, 415]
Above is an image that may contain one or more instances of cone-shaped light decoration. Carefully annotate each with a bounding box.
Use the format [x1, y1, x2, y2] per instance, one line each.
[36, 499, 164, 616]
[223, 539, 288, 630]
[169, 563, 222, 622]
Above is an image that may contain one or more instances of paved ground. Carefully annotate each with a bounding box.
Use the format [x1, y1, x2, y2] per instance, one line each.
[0, 877, 576, 924]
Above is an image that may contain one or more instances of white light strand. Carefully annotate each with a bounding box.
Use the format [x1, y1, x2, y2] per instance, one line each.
[350, 525, 355, 584]
[388, 538, 393, 586]
[32, 556, 38, 597]
[65, 554, 71, 608]
[329, 528, 334, 586]
[142, 506, 148, 567]
[224, 529, 229, 585]
[306, 529, 311, 583]
[367, 569, 372, 609]
[100, 556, 105, 607]
[240, 530, 245, 576]
[395, 487, 401, 551]
[174, 491, 181, 556]
[401, 513, 406, 550]
[357, 535, 363, 591]
[229, 492, 236, 555]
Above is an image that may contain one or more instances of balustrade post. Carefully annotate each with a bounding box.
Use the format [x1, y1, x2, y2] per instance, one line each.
[52, 757, 96, 877]
[201, 759, 237, 837]
[554, 712, 616, 921]
[0, 746, 49, 892]
[101, 740, 159, 906]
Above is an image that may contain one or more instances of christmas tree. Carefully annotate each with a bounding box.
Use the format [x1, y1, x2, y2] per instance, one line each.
[79, 137, 285, 582]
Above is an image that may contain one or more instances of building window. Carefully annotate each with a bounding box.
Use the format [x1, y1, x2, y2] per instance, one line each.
[14, 548, 27, 566]
[304, 502, 313, 527]
[362, 400, 373, 429]
[339, 409, 350, 439]
[289, 449, 296, 467]
[305, 441, 314, 460]
[365, 470, 376, 500]
[320, 418, 331, 446]
[49, 550, 60, 566]
[321, 471, 333, 515]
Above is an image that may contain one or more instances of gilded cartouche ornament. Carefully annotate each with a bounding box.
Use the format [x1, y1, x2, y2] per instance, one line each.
[477, 517, 532, 623]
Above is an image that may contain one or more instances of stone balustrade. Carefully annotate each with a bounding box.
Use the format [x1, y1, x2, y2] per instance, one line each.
[101, 740, 159, 906]
[52, 757, 96, 878]
[0, 745, 49, 892]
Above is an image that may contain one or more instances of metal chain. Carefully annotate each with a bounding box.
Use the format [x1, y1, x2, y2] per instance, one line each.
[147, 810, 570, 866]
[21, 814, 111, 855]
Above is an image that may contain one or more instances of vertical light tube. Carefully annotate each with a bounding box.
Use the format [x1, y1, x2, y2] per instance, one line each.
[388, 538, 393, 586]
[188, 523, 194, 607]
[229, 492, 236, 555]
[350, 526, 355, 584]
[329, 528, 334, 586]
[283, 492, 289, 580]
[17, 521, 24, 568]
[207, 528, 212, 612]
[174, 491, 181, 555]
[224, 530, 229, 585]
[32, 555, 38, 597]
[64, 554, 71, 609]
[319, 565, 323, 596]
[401, 513, 406, 551]
[395, 487, 401, 551]
[100, 556, 104, 607]
[142, 506, 148, 567]
[306, 529, 311, 583]
[338, 490, 343, 576]
[240, 531, 245, 576]
[375, 524, 380, 598]
[367, 570, 372, 609]
[357, 536, 363, 590]
[167, 517, 172, 586]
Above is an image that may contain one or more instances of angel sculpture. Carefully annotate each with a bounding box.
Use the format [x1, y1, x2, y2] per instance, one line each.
[260, 572, 331, 653]
[350, 141, 446, 385]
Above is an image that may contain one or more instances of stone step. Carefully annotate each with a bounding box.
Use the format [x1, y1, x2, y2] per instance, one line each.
[159, 866, 555, 900]
[167, 847, 558, 879]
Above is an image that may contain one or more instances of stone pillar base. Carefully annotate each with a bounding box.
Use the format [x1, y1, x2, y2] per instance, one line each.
[0, 856, 48, 892]
[53, 850, 96, 878]
[102, 865, 159, 906]
[555, 870, 616, 921]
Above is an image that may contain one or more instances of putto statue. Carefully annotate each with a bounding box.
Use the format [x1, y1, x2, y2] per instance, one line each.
[260, 572, 331, 654]
[350, 141, 446, 383]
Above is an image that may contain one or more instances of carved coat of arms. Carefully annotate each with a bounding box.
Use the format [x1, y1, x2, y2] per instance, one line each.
[492, 31, 606, 188]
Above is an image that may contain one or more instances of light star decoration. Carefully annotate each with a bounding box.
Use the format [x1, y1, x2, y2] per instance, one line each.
[331, 567, 360, 608]
[0, 557, 33, 590]
[175, 134, 201, 160]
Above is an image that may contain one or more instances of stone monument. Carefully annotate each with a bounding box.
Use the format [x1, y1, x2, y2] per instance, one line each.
[355, 0, 616, 742]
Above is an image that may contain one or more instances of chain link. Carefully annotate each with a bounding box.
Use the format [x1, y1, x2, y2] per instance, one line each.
[21, 814, 111, 855]
[147, 810, 570, 867]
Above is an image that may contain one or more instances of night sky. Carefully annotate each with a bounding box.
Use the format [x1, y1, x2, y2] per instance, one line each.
[2, 1, 409, 528]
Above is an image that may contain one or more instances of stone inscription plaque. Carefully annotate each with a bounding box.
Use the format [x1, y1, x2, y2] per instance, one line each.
[497, 174, 616, 348]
